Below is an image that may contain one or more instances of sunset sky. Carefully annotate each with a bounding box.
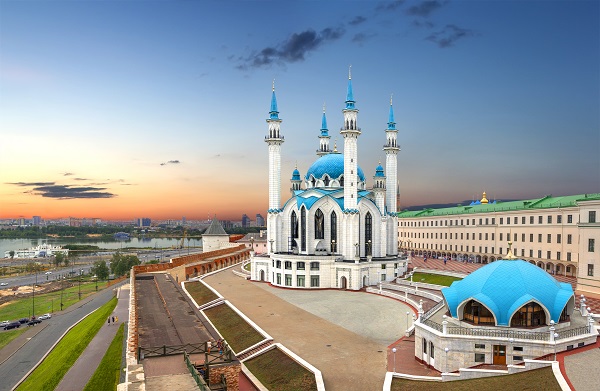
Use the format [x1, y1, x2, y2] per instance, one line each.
[1, 0, 598, 221]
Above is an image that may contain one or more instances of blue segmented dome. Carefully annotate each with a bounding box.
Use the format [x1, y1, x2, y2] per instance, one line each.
[305, 153, 365, 182]
[442, 259, 574, 326]
[374, 164, 385, 177]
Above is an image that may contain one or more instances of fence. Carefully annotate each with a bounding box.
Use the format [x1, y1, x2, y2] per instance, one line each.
[556, 325, 591, 340]
[184, 351, 211, 391]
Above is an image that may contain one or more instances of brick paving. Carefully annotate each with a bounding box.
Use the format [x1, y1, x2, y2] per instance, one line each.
[561, 336, 600, 391]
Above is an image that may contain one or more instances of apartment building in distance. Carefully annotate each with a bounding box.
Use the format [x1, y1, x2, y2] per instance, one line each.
[397, 193, 600, 297]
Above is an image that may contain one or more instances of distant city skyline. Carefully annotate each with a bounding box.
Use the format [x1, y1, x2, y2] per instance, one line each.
[1, 1, 598, 221]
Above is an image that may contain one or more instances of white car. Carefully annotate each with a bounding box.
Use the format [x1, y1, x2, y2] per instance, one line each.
[38, 313, 52, 320]
[0, 320, 10, 327]
[45, 271, 52, 275]
[0, 282, 7, 286]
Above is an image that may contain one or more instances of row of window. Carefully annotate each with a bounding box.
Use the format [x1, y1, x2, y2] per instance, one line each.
[404, 231, 575, 245]
[274, 273, 320, 287]
[406, 238, 595, 255]
[402, 211, 599, 228]
[273, 260, 320, 270]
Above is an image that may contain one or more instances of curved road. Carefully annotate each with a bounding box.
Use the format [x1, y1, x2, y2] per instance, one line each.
[0, 281, 125, 391]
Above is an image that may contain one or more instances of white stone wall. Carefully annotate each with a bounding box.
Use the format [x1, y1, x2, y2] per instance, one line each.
[577, 200, 600, 295]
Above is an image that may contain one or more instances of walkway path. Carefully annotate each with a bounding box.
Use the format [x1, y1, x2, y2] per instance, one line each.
[204, 270, 413, 391]
[55, 284, 130, 391]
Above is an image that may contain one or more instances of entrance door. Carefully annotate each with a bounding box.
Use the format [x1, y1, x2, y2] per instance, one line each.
[493, 345, 506, 365]
[259, 270, 265, 281]
[340, 276, 347, 289]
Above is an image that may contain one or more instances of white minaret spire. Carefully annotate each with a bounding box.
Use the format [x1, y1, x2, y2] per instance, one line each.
[384, 94, 399, 214]
[266, 81, 284, 212]
[341, 66, 360, 211]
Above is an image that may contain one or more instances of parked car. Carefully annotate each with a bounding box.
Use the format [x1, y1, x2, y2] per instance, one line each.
[4, 322, 21, 330]
[27, 319, 42, 326]
[0, 282, 8, 286]
[38, 313, 52, 320]
[0, 320, 10, 327]
[45, 271, 52, 275]
[18, 318, 29, 324]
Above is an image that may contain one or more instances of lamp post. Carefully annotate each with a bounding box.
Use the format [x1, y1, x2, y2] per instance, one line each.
[554, 332, 559, 361]
[392, 347, 397, 373]
[331, 239, 335, 254]
[78, 269, 82, 300]
[32, 270, 37, 318]
[406, 311, 410, 329]
[508, 338, 514, 364]
[367, 239, 372, 256]
[444, 347, 449, 373]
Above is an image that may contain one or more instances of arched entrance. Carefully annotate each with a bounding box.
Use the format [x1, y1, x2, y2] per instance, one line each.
[259, 270, 266, 281]
[363, 276, 368, 287]
[340, 276, 348, 290]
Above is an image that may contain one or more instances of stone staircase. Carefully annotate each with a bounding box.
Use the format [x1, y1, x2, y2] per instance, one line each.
[236, 339, 274, 361]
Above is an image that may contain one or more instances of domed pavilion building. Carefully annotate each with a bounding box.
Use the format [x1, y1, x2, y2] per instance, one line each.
[414, 245, 597, 375]
[251, 72, 408, 290]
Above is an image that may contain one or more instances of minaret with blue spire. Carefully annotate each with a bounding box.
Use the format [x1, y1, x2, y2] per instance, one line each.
[384, 94, 399, 256]
[316, 104, 331, 156]
[341, 66, 361, 211]
[290, 163, 302, 194]
[373, 161, 386, 214]
[265, 81, 284, 254]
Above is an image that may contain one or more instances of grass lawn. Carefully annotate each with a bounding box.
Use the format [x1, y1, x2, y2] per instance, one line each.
[185, 281, 218, 305]
[16, 296, 118, 391]
[244, 347, 317, 391]
[0, 281, 109, 321]
[0, 327, 28, 350]
[83, 323, 124, 391]
[243, 262, 251, 271]
[411, 273, 462, 287]
[203, 303, 263, 353]
[391, 366, 561, 391]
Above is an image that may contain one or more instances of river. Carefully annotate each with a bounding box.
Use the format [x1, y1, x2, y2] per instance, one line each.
[0, 237, 203, 256]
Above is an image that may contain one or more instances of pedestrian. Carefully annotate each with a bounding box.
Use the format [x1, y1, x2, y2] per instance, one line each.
[207, 340, 212, 354]
[107, 317, 110, 326]
[112, 316, 115, 323]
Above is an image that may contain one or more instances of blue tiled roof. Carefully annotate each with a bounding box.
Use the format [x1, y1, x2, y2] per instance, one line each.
[291, 168, 301, 180]
[442, 260, 574, 326]
[305, 153, 365, 182]
[374, 164, 385, 177]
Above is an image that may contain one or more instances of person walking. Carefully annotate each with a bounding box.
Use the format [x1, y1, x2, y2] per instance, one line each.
[112, 316, 115, 323]
[107, 317, 110, 326]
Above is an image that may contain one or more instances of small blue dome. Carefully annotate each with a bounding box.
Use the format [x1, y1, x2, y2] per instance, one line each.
[291, 168, 301, 181]
[305, 153, 365, 182]
[374, 164, 385, 177]
[442, 260, 574, 326]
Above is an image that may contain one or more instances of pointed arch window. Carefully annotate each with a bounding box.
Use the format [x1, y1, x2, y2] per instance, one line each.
[330, 211, 337, 252]
[301, 207, 306, 252]
[365, 212, 372, 256]
[340, 175, 344, 187]
[314, 209, 324, 239]
[510, 302, 547, 327]
[291, 211, 298, 249]
[463, 300, 495, 325]
[323, 175, 330, 187]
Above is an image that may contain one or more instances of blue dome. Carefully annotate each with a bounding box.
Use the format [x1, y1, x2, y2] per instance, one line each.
[305, 153, 365, 182]
[291, 168, 301, 181]
[442, 260, 574, 326]
[374, 164, 385, 177]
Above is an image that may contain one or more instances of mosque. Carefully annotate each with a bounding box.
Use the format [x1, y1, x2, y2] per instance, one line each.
[250, 72, 408, 290]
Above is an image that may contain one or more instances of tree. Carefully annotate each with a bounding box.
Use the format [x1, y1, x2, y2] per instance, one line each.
[91, 260, 109, 280]
[110, 252, 140, 277]
[9, 250, 14, 259]
[54, 252, 66, 267]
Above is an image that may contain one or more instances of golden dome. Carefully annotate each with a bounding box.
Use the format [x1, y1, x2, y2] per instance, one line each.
[481, 191, 489, 204]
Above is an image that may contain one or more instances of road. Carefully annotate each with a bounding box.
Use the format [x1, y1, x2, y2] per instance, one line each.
[0, 264, 95, 290]
[0, 281, 126, 391]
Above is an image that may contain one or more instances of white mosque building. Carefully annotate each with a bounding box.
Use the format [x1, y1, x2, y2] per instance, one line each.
[251, 72, 408, 290]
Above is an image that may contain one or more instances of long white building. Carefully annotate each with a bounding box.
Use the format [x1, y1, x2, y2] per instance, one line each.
[397, 192, 600, 296]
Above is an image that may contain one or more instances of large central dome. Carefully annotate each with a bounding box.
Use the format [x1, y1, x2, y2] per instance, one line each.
[304, 153, 365, 183]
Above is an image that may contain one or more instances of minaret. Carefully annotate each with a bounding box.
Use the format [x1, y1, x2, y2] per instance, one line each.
[341, 66, 361, 210]
[316, 104, 331, 156]
[373, 162, 386, 214]
[384, 95, 399, 214]
[265, 81, 284, 212]
[290, 163, 302, 194]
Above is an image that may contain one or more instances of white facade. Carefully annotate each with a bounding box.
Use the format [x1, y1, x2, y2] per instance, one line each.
[252, 74, 407, 290]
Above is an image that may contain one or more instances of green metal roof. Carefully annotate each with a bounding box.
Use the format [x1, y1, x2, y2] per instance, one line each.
[397, 193, 600, 218]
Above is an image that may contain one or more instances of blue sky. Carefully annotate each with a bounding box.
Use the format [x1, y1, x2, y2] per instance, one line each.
[1, 0, 598, 220]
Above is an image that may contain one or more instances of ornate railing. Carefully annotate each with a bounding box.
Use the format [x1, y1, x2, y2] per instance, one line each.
[139, 340, 233, 362]
[422, 319, 443, 332]
[556, 325, 591, 340]
[446, 326, 549, 341]
[422, 301, 445, 320]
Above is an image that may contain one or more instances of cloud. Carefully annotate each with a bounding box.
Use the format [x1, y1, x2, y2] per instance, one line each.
[352, 32, 377, 44]
[23, 184, 115, 199]
[349, 16, 367, 26]
[426, 24, 478, 48]
[9, 181, 55, 187]
[73, 177, 88, 181]
[376, 0, 405, 11]
[406, 1, 447, 17]
[62, 172, 74, 176]
[160, 160, 181, 166]
[412, 19, 434, 29]
[237, 27, 345, 69]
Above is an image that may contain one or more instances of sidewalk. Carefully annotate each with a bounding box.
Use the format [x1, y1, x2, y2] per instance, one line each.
[55, 284, 130, 391]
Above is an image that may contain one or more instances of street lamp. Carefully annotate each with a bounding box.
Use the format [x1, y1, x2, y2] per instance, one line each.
[554, 332, 559, 361]
[392, 347, 397, 373]
[444, 347, 449, 373]
[331, 239, 336, 254]
[32, 270, 38, 318]
[508, 338, 514, 364]
[406, 311, 410, 329]
[78, 269, 83, 300]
